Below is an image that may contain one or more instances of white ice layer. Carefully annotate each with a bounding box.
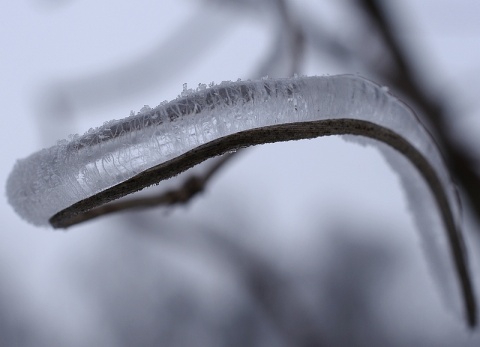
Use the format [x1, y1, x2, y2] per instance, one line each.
[8, 75, 458, 229]
[6, 75, 460, 226]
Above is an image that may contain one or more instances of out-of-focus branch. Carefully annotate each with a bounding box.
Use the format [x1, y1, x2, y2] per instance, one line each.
[203, 231, 327, 346]
[37, 7, 233, 143]
[357, 0, 480, 225]
[255, 0, 305, 78]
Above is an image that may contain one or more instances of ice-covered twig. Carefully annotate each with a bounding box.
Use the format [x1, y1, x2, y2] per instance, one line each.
[6, 75, 476, 326]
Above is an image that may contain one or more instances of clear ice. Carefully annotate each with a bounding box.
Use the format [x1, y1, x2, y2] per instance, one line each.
[6, 74, 468, 322]
[6, 75, 459, 229]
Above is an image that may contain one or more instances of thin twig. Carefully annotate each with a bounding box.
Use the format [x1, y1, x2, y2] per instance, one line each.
[48, 118, 476, 326]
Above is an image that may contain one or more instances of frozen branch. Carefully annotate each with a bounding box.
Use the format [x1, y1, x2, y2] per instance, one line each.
[6, 75, 476, 326]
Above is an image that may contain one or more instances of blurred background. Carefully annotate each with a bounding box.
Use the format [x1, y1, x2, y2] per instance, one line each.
[1, 0, 480, 346]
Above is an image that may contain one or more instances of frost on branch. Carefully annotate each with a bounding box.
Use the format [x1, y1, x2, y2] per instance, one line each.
[5, 75, 476, 326]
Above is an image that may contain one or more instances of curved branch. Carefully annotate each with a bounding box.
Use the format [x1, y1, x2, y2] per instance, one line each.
[48, 118, 476, 326]
[6, 75, 476, 326]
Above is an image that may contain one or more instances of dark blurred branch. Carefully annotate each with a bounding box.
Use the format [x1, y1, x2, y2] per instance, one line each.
[254, 0, 305, 77]
[198, 231, 327, 347]
[275, 0, 306, 76]
[47, 111, 476, 325]
[358, 0, 480, 226]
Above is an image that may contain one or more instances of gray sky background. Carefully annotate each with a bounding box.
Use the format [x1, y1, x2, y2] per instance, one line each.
[1, 1, 480, 345]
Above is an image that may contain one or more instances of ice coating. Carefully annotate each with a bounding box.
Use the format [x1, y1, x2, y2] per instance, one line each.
[7, 74, 475, 324]
[6, 75, 458, 228]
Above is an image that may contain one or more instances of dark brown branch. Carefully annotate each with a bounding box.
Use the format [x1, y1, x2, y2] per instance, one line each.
[49, 118, 476, 326]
